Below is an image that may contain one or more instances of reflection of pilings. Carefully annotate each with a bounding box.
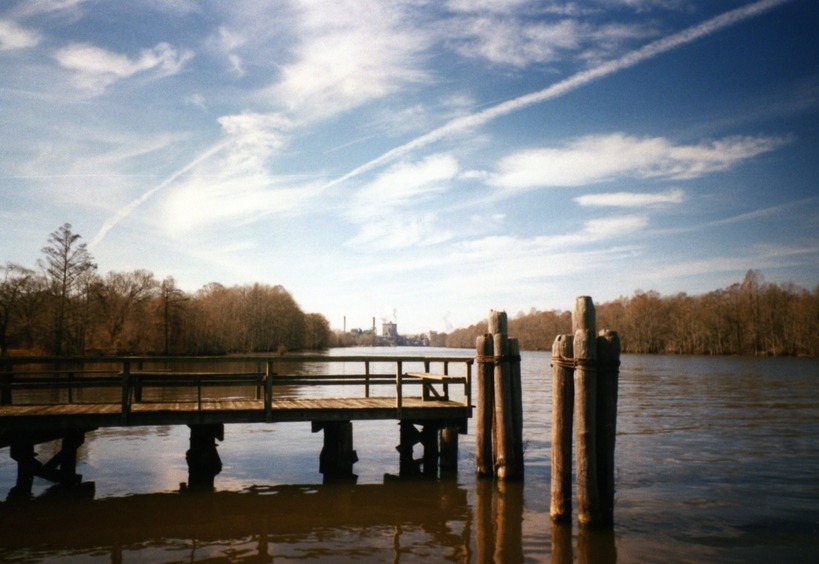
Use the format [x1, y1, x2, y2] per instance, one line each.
[577, 525, 617, 564]
[550, 521, 573, 564]
[474, 478, 524, 563]
[0, 482, 472, 555]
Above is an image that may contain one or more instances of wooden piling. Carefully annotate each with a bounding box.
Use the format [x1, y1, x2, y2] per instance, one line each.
[573, 296, 599, 526]
[440, 425, 459, 475]
[316, 421, 358, 480]
[509, 338, 524, 478]
[596, 330, 621, 525]
[476, 334, 494, 477]
[185, 423, 223, 490]
[493, 332, 522, 480]
[550, 333, 574, 522]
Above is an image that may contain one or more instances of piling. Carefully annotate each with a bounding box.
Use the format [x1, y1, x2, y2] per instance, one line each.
[550, 333, 574, 522]
[573, 296, 599, 526]
[315, 421, 358, 481]
[476, 310, 523, 481]
[475, 334, 494, 477]
[596, 330, 621, 525]
[185, 423, 224, 490]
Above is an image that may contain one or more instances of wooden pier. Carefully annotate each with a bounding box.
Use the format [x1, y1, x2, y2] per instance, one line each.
[0, 355, 473, 494]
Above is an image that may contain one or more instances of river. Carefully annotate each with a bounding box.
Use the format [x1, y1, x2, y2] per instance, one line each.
[0, 348, 817, 562]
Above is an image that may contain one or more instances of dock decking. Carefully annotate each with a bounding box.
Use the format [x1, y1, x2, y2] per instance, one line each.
[0, 354, 474, 491]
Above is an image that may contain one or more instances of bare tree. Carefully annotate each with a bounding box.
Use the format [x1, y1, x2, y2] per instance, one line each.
[39, 224, 97, 355]
[94, 270, 158, 353]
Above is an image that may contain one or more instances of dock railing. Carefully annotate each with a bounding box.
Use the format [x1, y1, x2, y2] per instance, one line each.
[0, 355, 474, 422]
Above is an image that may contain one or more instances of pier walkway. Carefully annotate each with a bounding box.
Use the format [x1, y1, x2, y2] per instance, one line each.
[0, 354, 473, 494]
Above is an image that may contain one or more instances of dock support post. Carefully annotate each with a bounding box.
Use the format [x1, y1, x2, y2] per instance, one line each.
[440, 425, 459, 476]
[475, 334, 494, 477]
[397, 421, 421, 476]
[314, 421, 358, 481]
[574, 296, 600, 526]
[596, 329, 621, 526]
[550, 333, 574, 523]
[7, 429, 88, 499]
[185, 423, 223, 491]
[421, 424, 440, 477]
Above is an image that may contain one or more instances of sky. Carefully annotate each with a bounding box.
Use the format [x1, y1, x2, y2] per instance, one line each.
[1, 0, 817, 335]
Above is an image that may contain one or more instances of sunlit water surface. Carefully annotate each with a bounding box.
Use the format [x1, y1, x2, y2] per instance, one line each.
[1, 348, 817, 562]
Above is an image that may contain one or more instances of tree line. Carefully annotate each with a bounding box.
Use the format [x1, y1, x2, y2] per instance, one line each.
[0, 223, 331, 356]
[443, 270, 819, 356]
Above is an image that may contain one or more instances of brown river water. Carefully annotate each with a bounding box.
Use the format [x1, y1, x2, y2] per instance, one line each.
[0, 348, 817, 562]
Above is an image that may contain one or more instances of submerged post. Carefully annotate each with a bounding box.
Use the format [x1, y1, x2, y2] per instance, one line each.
[550, 333, 574, 522]
[573, 296, 599, 526]
[185, 423, 224, 491]
[596, 330, 621, 525]
[489, 310, 523, 481]
[476, 334, 494, 477]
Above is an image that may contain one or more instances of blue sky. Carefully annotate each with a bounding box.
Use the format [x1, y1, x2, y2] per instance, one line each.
[1, 0, 817, 335]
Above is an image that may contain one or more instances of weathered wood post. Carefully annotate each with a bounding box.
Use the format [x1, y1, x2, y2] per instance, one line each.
[550, 333, 574, 522]
[596, 330, 621, 525]
[573, 296, 599, 526]
[509, 337, 524, 476]
[315, 421, 358, 481]
[185, 423, 224, 490]
[475, 334, 494, 477]
[490, 310, 523, 481]
[439, 425, 459, 476]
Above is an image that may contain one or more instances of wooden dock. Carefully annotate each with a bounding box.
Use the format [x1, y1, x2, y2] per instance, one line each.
[0, 354, 473, 494]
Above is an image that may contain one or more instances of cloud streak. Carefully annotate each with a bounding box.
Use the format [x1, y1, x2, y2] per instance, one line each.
[324, 0, 793, 189]
[489, 133, 787, 190]
[88, 140, 229, 249]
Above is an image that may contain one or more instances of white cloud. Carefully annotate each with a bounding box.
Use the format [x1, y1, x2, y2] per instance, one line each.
[489, 133, 788, 190]
[54, 42, 194, 94]
[345, 154, 459, 250]
[266, 0, 431, 120]
[575, 187, 685, 207]
[0, 19, 40, 50]
[11, 0, 89, 19]
[348, 154, 459, 221]
[446, 0, 534, 14]
[158, 112, 321, 236]
[451, 17, 581, 67]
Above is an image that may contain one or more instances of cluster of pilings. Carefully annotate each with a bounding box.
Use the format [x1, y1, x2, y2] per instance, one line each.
[550, 296, 621, 527]
[475, 310, 524, 481]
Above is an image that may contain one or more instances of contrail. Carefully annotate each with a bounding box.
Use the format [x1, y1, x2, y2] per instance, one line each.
[89, 140, 229, 249]
[90, 0, 790, 247]
[323, 0, 793, 189]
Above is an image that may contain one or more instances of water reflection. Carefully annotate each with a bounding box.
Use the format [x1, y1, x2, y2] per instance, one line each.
[0, 476, 623, 562]
[0, 479, 475, 562]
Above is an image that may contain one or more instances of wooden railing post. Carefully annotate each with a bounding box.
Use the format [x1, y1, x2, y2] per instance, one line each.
[265, 361, 273, 422]
[1, 359, 12, 406]
[395, 360, 403, 418]
[120, 360, 131, 424]
[364, 360, 371, 398]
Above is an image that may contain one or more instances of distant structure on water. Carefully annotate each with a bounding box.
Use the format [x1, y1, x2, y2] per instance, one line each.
[343, 313, 430, 347]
